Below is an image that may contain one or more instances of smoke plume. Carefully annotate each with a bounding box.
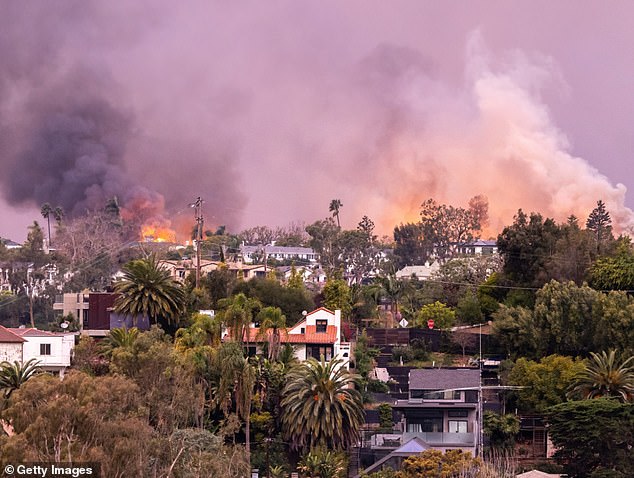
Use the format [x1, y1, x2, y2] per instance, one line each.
[0, 2, 632, 240]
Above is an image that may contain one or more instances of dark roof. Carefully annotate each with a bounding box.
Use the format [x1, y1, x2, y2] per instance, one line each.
[0, 325, 26, 343]
[409, 368, 480, 390]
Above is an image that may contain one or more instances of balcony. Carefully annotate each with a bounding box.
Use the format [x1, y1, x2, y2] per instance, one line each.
[366, 431, 475, 449]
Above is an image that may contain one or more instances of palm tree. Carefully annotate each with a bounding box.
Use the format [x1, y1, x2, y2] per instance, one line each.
[113, 255, 185, 329]
[256, 306, 286, 361]
[101, 327, 139, 357]
[297, 448, 346, 478]
[219, 293, 261, 348]
[215, 342, 256, 460]
[568, 350, 634, 402]
[53, 206, 64, 226]
[280, 357, 364, 451]
[329, 199, 343, 228]
[0, 358, 40, 400]
[40, 203, 53, 246]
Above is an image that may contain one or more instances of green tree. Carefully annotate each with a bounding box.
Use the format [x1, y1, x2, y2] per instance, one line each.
[568, 350, 634, 402]
[588, 240, 634, 291]
[322, 276, 352, 319]
[508, 355, 585, 413]
[280, 357, 364, 451]
[101, 327, 140, 358]
[393, 222, 430, 268]
[256, 306, 287, 361]
[546, 399, 634, 478]
[397, 449, 481, 478]
[415, 301, 455, 330]
[113, 255, 185, 330]
[329, 199, 343, 228]
[483, 411, 520, 451]
[297, 447, 347, 478]
[0, 359, 40, 400]
[219, 292, 261, 347]
[586, 200, 613, 254]
[214, 342, 256, 459]
[306, 218, 341, 272]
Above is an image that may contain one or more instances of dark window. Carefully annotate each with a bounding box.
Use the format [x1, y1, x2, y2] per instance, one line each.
[300, 327, 305, 334]
[40, 343, 51, 355]
[316, 320, 327, 333]
[448, 409, 469, 418]
[307, 345, 333, 361]
[464, 390, 479, 403]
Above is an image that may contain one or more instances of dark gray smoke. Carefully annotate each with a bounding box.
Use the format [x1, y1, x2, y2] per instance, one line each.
[0, 2, 246, 232]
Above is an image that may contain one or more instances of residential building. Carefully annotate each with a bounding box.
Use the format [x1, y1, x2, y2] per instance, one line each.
[240, 245, 319, 264]
[8, 327, 75, 377]
[239, 307, 351, 368]
[53, 292, 90, 325]
[395, 261, 440, 280]
[455, 240, 498, 256]
[0, 325, 24, 362]
[358, 368, 481, 476]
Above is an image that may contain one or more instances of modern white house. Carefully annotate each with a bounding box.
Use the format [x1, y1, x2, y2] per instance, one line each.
[239, 307, 351, 369]
[240, 245, 319, 264]
[8, 328, 75, 377]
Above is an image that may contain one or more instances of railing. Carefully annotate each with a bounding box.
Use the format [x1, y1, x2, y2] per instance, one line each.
[366, 431, 475, 448]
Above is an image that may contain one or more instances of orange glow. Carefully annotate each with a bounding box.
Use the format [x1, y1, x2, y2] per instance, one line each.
[141, 223, 177, 243]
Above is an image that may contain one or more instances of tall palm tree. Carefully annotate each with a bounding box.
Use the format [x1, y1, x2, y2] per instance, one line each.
[0, 358, 40, 400]
[113, 255, 185, 329]
[568, 350, 634, 402]
[40, 203, 53, 246]
[256, 306, 286, 361]
[215, 342, 256, 460]
[219, 293, 261, 348]
[329, 199, 343, 228]
[280, 357, 364, 451]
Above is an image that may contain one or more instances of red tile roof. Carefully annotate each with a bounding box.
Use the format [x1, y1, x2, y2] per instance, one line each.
[8, 328, 59, 337]
[0, 325, 26, 343]
[241, 325, 338, 345]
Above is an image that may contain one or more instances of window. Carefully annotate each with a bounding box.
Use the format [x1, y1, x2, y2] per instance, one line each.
[448, 420, 468, 433]
[40, 343, 51, 355]
[316, 320, 327, 333]
[307, 345, 333, 361]
[448, 409, 469, 418]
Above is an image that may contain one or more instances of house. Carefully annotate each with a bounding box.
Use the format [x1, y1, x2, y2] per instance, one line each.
[455, 240, 498, 256]
[240, 245, 319, 264]
[239, 308, 351, 368]
[358, 368, 481, 476]
[8, 327, 75, 377]
[0, 325, 25, 362]
[52, 292, 150, 337]
[395, 261, 440, 280]
[0, 238, 22, 250]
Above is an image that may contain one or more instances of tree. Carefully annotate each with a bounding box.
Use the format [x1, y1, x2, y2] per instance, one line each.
[0, 359, 40, 400]
[546, 399, 634, 477]
[280, 357, 364, 451]
[397, 449, 481, 478]
[329, 199, 343, 228]
[101, 327, 140, 358]
[568, 350, 634, 402]
[297, 447, 347, 478]
[586, 200, 613, 253]
[40, 203, 53, 247]
[113, 255, 185, 330]
[256, 306, 287, 361]
[214, 342, 256, 460]
[393, 222, 430, 268]
[451, 330, 478, 360]
[415, 301, 456, 330]
[483, 411, 520, 451]
[322, 276, 352, 319]
[306, 218, 341, 272]
[508, 355, 585, 413]
[419, 197, 484, 261]
[588, 240, 634, 291]
[219, 292, 261, 347]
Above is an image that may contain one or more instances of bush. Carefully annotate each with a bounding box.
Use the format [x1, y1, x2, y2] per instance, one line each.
[367, 380, 389, 393]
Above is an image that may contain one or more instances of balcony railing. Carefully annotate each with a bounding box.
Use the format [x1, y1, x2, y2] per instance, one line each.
[366, 431, 475, 448]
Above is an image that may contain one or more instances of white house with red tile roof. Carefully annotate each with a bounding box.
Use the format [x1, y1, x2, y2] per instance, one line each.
[0, 325, 24, 362]
[8, 328, 75, 377]
[240, 307, 351, 368]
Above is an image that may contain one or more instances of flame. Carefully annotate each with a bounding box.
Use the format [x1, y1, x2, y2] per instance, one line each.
[141, 223, 177, 243]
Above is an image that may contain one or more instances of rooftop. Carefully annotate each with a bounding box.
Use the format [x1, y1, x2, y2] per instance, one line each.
[409, 368, 480, 391]
[0, 325, 26, 343]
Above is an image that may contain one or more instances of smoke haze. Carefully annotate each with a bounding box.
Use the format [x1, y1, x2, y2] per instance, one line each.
[1, 1, 633, 240]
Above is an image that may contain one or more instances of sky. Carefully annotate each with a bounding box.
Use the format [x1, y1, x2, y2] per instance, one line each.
[1, 1, 633, 242]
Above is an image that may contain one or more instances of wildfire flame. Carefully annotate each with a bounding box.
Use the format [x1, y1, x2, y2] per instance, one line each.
[141, 223, 177, 243]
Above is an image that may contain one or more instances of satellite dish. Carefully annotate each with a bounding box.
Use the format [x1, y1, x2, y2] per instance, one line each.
[60, 322, 69, 329]
[302, 310, 307, 316]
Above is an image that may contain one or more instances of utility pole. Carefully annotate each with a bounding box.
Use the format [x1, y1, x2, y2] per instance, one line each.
[191, 197, 204, 289]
